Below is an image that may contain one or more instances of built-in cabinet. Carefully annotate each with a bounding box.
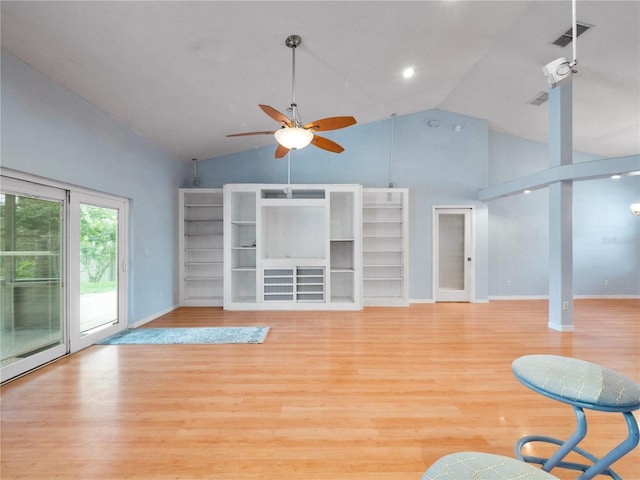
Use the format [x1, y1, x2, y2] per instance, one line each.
[362, 188, 409, 306]
[223, 184, 361, 310]
[180, 185, 408, 310]
[179, 188, 224, 306]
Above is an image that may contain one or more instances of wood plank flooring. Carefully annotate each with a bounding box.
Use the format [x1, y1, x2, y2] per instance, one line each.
[2, 300, 639, 479]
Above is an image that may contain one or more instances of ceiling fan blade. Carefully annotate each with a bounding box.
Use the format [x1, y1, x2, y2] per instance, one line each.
[304, 116, 357, 132]
[311, 135, 344, 154]
[275, 144, 290, 158]
[259, 104, 292, 127]
[226, 131, 275, 137]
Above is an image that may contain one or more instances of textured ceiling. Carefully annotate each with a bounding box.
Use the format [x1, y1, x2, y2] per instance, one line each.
[1, 1, 638, 162]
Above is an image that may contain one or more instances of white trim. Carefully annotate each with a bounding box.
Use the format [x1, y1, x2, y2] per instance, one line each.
[1, 344, 67, 384]
[409, 298, 435, 304]
[131, 304, 180, 328]
[548, 322, 575, 332]
[574, 294, 640, 299]
[489, 295, 549, 301]
[68, 192, 129, 353]
[490, 295, 640, 301]
[1, 167, 125, 201]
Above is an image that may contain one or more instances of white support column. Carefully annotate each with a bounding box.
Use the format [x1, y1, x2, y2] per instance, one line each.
[548, 81, 574, 331]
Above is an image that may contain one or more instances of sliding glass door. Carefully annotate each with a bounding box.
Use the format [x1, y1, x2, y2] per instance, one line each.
[1, 178, 66, 381]
[1, 175, 128, 381]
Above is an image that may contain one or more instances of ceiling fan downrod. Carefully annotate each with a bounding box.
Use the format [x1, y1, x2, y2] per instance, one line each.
[285, 34, 303, 126]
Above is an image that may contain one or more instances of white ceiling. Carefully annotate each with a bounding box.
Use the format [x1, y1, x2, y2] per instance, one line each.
[1, 1, 638, 162]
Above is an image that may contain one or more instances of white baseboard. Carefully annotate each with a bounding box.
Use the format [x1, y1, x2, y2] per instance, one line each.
[548, 322, 575, 332]
[489, 295, 549, 301]
[408, 299, 489, 304]
[573, 294, 640, 299]
[490, 295, 639, 301]
[130, 304, 179, 328]
[412, 295, 639, 303]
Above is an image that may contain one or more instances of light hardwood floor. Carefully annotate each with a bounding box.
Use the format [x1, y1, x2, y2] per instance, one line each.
[1, 300, 639, 480]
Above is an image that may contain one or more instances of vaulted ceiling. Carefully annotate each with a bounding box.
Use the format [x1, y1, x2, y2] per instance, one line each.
[2, 1, 638, 162]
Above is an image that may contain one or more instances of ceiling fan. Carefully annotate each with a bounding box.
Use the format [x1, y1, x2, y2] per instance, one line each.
[226, 34, 357, 158]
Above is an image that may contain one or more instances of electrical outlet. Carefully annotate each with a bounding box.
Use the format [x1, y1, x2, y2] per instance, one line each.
[604, 279, 609, 287]
[506, 280, 511, 287]
[563, 301, 569, 310]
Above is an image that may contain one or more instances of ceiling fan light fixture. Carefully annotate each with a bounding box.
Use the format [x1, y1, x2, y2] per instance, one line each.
[227, 34, 355, 157]
[274, 127, 314, 150]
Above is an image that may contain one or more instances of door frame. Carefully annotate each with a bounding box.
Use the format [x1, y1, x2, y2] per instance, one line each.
[68, 191, 128, 353]
[432, 206, 475, 302]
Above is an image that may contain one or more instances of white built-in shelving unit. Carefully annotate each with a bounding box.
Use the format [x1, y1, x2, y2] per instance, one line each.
[180, 185, 408, 310]
[223, 184, 361, 310]
[362, 188, 409, 306]
[179, 188, 224, 306]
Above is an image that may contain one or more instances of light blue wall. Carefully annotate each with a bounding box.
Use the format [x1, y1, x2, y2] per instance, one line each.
[201, 118, 639, 301]
[198, 109, 491, 301]
[574, 175, 640, 295]
[488, 131, 640, 297]
[3, 49, 636, 310]
[1, 51, 190, 324]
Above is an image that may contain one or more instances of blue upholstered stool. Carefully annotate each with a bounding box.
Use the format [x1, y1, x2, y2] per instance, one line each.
[422, 452, 559, 480]
[512, 354, 640, 480]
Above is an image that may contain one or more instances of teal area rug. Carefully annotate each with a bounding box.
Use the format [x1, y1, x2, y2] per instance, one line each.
[97, 327, 269, 345]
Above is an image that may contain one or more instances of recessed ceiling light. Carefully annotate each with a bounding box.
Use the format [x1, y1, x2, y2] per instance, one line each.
[611, 174, 621, 179]
[403, 67, 415, 79]
[524, 190, 532, 194]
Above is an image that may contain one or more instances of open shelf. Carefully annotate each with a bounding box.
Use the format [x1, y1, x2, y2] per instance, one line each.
[179, 188, 225, 306]
[362, 188, 409, 306]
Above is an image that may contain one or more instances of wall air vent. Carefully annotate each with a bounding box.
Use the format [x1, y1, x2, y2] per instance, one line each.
[552, 22, 593, 47]
[528, 91, 549, 106]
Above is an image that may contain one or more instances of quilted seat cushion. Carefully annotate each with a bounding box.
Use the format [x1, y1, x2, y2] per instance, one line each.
[512, 354, 640, 410]
[422, 452, 559, 480]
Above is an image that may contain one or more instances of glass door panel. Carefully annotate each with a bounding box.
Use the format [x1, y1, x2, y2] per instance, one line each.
[79, 204, 118, 335]
[434, 208, 473, 302]
[439, 213, 465, 290]
[1, 178, 66, 382]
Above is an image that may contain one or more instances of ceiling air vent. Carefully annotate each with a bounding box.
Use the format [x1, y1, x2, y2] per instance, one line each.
[552, 22, 593, 47]
[528, 91, 549, 106]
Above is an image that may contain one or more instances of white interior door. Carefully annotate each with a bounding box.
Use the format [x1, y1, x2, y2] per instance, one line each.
[69, 192, 127, 352]
[433, 207, 474, 302]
